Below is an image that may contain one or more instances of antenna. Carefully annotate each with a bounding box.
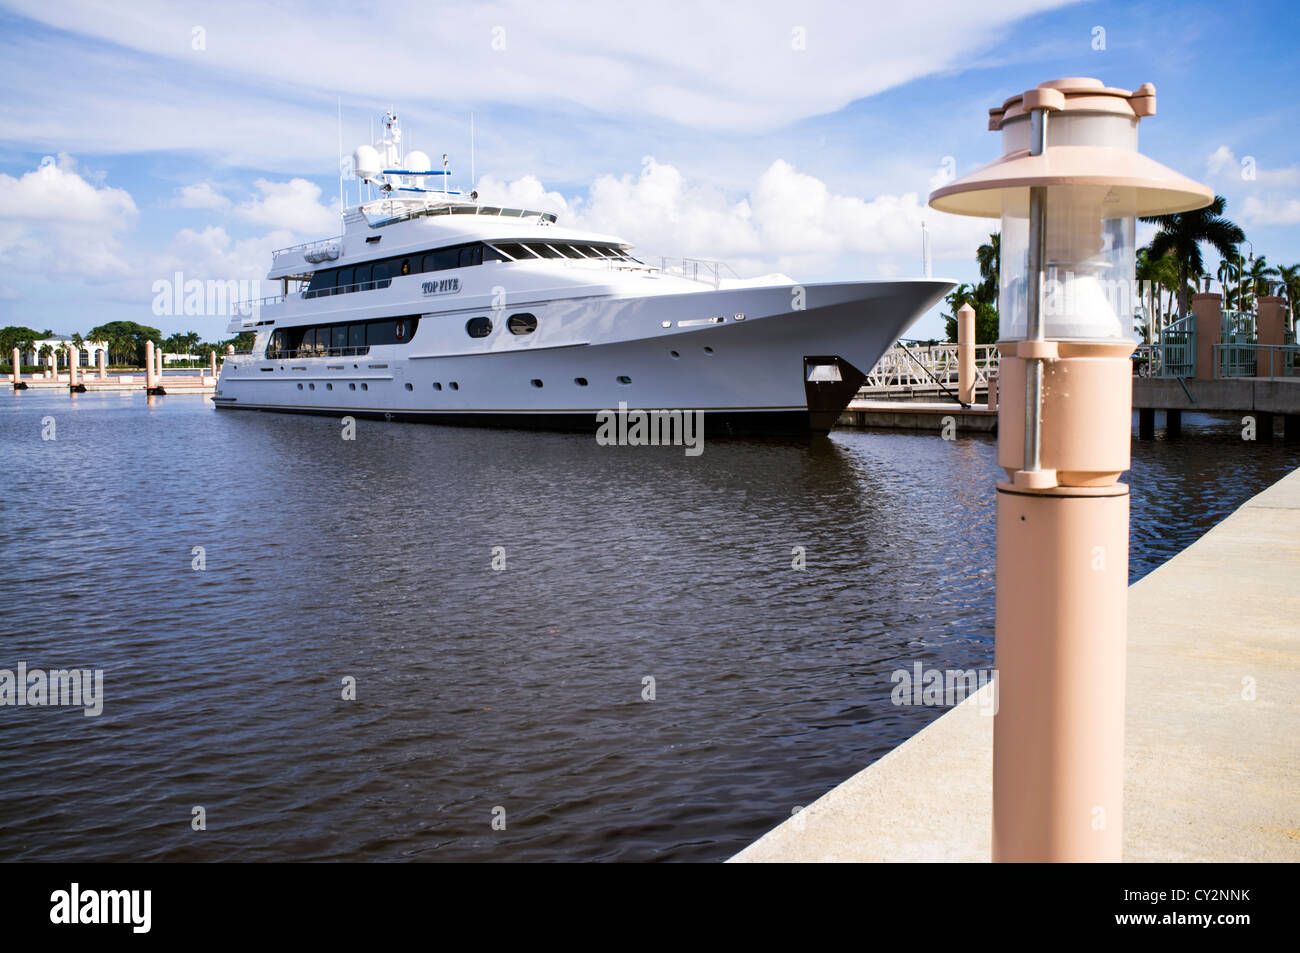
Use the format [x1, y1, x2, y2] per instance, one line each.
[470, 112, 475, 195]
[922, 220, 932, 278]
[337, 97, 344, 222]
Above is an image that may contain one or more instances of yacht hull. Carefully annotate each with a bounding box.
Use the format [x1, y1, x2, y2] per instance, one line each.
[213, 279, 952, 435]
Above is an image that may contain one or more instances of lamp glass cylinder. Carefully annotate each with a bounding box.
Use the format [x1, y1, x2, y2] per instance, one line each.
[999, 185, 1136, 342]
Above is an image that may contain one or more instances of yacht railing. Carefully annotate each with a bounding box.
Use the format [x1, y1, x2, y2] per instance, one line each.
[653, 257, 740, 290]
[362, 201, 559, 229]
[265, 346, 372, 360]
[231, 293, 288, 314]
[302, 277, 393, 300]
[227, 294, 288, 332]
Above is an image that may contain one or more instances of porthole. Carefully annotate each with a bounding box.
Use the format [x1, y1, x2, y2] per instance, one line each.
[326, 383, 333, 390]
[507, 313, 538, 335]
[670, 350, 680, 359]
[531, 379, 543, 388]
[574, 377, 588, 386]
[404, 382, 413, 391]
[349, 382, 356, 390]
[617, 375, 632, 385]
[450, 381, 459, 390]
[433, 382, 442, 391]
[466, 316, 493, 338]
[297, 383, 303, 390]
[703, 346, 714, 354]
[361, 383, 369, 391]
[309, 383, 316, 390]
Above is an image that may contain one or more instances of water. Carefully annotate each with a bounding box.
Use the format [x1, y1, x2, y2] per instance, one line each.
[1, 391, 1296, 862]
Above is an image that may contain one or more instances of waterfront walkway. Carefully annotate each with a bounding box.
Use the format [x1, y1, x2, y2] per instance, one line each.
[732, 465, 1300, 862]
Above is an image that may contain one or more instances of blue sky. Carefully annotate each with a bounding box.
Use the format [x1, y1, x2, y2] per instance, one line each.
[0, 0, 1296, 341]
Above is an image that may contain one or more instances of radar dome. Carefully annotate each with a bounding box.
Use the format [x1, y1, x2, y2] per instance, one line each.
[352, 145, 380, 180]
[404, 150, 431, 173]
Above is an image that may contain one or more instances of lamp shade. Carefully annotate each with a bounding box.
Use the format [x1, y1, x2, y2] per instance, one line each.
[929, 78, 1214, 341]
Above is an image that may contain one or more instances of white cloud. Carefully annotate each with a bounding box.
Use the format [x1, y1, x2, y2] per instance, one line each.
[473, 174, 571, 218]
[482, 157, 987, 280]
[234, 178, 337, 235]
[174, 182, 231, 211]
[1207, 145, 1300, 227]
[0, 0, 1079, 164]
[1206, 144, 1237, 178]
[1241, 196, 1300, 227]
[1206, 145, 1300, 188]
[151, 225, 292, 282]
[0, 154, 137, 277]
[0, 155, 300, 319]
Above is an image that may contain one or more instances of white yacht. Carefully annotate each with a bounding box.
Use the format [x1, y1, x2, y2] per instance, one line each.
[215, 112, 952, 434]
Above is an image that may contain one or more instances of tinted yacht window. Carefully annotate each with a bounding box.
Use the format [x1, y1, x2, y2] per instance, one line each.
[507, 313, 538, 335]
[424, 248, 459, 272]
[493, 243, 535, 260]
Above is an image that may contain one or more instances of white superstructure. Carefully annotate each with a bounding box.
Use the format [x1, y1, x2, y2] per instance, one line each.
[215, 112, 953, 433]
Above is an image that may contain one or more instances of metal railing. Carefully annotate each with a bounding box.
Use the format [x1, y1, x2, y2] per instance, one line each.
[231, 293, 288, 315]
[228, 294, 288, 332]
[302, 277, 393, 300]
[265, 346, 372, 360]
[654, 257, 739, 290]
[1221, 309, 1256, 342]
[1216, 343, 1300, 379]
[360, 200, 558, 229]
[1214, 342, 1256, 378]
[860, 343, 1000, 395]
[1155, 314, 1196, 378]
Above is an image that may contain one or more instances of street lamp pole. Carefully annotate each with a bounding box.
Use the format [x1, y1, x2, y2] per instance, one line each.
[930, 78, 1214, 861]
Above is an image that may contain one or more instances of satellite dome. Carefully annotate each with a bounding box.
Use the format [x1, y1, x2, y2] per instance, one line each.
[404, 150, 431, 173]
[352, 145, 380, 181]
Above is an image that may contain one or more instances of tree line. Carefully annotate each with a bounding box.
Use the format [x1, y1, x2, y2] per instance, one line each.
[0, 322, 255, 369]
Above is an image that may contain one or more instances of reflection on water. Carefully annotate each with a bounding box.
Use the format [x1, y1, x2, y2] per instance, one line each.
[0, 393, 1294, 861]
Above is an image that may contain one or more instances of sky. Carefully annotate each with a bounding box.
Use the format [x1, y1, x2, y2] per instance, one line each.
[0, 0, 1297, 341]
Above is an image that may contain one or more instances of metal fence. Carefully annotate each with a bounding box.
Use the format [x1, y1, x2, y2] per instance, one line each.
[861, 343, 1000, 396]
[1155, 315, 1196, 378]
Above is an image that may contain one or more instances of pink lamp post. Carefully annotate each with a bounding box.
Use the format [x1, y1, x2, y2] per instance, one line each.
[930, 78, 1213, 861]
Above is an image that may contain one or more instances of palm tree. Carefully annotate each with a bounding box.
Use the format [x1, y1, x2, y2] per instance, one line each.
[1141, 195, 1244, 318]
[1217, 256, 1241, 308]
[1276, 264, 1300, 330]
[975, 232, 1000, 308]
[1136, 245, 1181, 340]
[1245, 255, 1280, 299]
[944, 282, 978, 314]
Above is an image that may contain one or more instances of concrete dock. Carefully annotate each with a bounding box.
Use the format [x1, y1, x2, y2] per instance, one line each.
[838, 399, 998, 432]
[732, 464, 1300, 862]
[5, 372, 215, 395]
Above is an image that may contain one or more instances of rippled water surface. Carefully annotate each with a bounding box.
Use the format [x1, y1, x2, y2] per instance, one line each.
[1, 391, 1296, 861]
